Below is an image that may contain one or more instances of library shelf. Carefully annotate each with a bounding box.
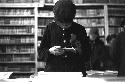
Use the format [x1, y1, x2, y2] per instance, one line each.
[0, 61, 35, 64]
[107, 3, 125, 7]
[44, 3, 54, 6]
[44, 3, 125, 7]
[75, 16, 104, 19]
[38, 16, 54, 18]
[44, 3, 105, 7]
[85, 25, 105, 28]
[0, 34, 34, 36]
[38, 25, 46, 28]
[0, 53, 34, 55]
[0, 15, 35, 17]
[109, 25, 121, 27]
[0, 43, 34, 45]
[109, 15, 125, 17]
[0, 25, 34, 26]
[0, 3, 37, 75]
[0, 3, 38, 8]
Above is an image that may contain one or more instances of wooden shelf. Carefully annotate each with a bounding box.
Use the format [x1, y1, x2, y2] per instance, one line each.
[0, 3, 38, 8]
[109, 25, 121, 27]
[38, 15, 54, 18]
[0, 61, 35, 64]
[85, 25, 104, 28]
[77, 3, 105, 5]
[0, 3, 38, 75]
[0, 53, 35, 55]
[44, 3, 104, 9]
[108, 4, 125, 8]
[44, 3, 105, 6]
[0, 34, 34, 36]
[75, 16, 104, 19]
[0, 25, 34, 26]
[38, 25, 46, 28]
[109, 14, 125, 17]
[0, 15, 35, 17]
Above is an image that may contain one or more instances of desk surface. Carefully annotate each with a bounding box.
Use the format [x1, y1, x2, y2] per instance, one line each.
[1, 71, 125, 82]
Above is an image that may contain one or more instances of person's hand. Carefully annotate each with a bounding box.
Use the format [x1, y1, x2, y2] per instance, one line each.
[74, 40, 82, 55]
[70, 34, 77, 43]
[75, 40, 81, 48]
[49, 46, 65, 56]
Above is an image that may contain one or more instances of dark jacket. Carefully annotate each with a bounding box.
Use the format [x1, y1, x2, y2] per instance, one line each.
[113, 31, 125, 76]
[39, 22, 91, 72]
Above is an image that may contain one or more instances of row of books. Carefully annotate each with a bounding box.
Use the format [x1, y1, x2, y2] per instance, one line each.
[13, 55, 35, 61]
[0, 66, 35, 72]
[76, 9, 104, 17]
[38, 10, 54, 17]
[2, 17, 121, 28]
[108, 8, 125, 16]
[0, 18, 35, 25]
[0, 9, 34, 15]
[0, 27, 34, 34]
[0, 0, 39, 3]
[85, 28, 105, 36]
[0, 55, 33, 62]
[109, 27, 123, 35]
[0, 37, 34, 44]
[0, 46, 35, 53]
[38, 28, 45, 37]
[109, 17, 124, 26]
[75, 19, 104, 27]
[38, 18, 53, 26]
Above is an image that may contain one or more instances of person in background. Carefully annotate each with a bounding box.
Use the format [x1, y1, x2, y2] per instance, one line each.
[112, 19, 125, 76]
[105, 34, 117, 70]
[88, 28, 106, 71]
[38, 0, 91, 76]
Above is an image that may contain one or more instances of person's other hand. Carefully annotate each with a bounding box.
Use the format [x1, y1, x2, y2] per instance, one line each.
[75, 40, 81, 48]
[49, 46, 65, 56]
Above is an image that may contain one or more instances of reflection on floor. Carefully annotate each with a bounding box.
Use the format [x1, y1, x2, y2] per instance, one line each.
[87, 70, 125, 82]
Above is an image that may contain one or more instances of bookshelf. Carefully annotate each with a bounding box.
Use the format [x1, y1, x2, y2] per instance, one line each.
[0, 4, 38, 76]
[75, 4, 105, 38]
[37, 6, 54, 50]
[108, 4, 125, 35]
